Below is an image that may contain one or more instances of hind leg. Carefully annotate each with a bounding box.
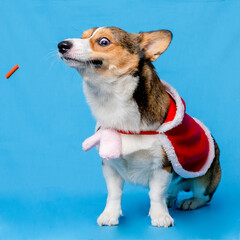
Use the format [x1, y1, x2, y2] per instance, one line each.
[178, 180, 210, 210]
[178, 140, 221, 210]
[167, 195, 178, 208]
[167, 175, 182, 208]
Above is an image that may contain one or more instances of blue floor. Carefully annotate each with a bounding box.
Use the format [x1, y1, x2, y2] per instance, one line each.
[1, 0, 240, 239]
[0, 186, 239, 240]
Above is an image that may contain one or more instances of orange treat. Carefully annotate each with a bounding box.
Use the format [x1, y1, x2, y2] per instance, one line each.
[5, 64, 19, 79]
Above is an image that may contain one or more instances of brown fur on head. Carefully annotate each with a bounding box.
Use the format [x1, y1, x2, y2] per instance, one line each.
[86, 27, 172, 78]
[59, 27, 172, 78]
[58, 27, 173, 125]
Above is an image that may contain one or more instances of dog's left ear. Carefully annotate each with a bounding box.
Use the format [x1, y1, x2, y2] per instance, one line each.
[139, 30, 172, 61]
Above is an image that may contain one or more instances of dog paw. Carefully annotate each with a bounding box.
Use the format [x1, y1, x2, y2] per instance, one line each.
[97, 209, 122, 226]
[178, 197, 208, 210]
[149, 212, 174, 228]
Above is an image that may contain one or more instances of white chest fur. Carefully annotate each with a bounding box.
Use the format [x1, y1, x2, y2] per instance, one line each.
[82, 73, 143, 132]
[82, 71, 164, 186]
[104, 134, 164, 186]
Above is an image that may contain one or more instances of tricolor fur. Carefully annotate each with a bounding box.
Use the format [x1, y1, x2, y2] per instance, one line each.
[58, 27, 221, 227]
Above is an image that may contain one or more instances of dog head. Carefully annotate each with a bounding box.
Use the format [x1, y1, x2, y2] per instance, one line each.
[58, 27, 172, 78]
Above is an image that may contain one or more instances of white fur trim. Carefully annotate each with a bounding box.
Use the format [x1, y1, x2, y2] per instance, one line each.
[156, 81, 214, 178]
[158, 133, 200, 178]
[157, 80, 185, 133]
[159, 119, 215, 178]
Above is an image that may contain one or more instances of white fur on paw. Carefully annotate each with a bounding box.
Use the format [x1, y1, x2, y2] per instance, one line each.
[97, 209, 122, 226]
[178, 197, 207, 210]
[149, 212, 174, 228]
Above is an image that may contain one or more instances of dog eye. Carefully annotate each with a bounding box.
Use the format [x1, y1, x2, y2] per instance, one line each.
[98, 37, 111, 47]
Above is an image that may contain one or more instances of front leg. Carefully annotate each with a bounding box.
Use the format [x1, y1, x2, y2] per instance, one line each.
[97, 162, 124, 226]
[148, 169, 174, 227]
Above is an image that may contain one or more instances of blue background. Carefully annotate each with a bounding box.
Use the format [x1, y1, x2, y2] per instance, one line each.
[1, 0, 240, 239]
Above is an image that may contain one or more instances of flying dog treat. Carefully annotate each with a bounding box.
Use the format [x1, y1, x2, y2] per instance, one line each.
[5, 64, 19, 79]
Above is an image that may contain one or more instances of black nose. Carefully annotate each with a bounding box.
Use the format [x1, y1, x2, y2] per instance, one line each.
[58, 41, 73, 54]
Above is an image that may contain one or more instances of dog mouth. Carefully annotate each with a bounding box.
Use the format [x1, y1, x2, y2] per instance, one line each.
[62, 56, 103, 67]
[62, 56, 86, 63]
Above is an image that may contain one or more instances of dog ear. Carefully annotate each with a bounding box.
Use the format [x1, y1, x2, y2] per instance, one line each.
[139, 30, 172, 61]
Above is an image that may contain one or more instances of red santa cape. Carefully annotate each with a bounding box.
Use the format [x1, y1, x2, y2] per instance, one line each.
[118, 80, 215, 178]
[157, 80, 215, 178]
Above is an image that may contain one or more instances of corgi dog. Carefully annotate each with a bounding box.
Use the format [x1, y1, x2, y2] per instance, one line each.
[58, 27, 221, 228]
